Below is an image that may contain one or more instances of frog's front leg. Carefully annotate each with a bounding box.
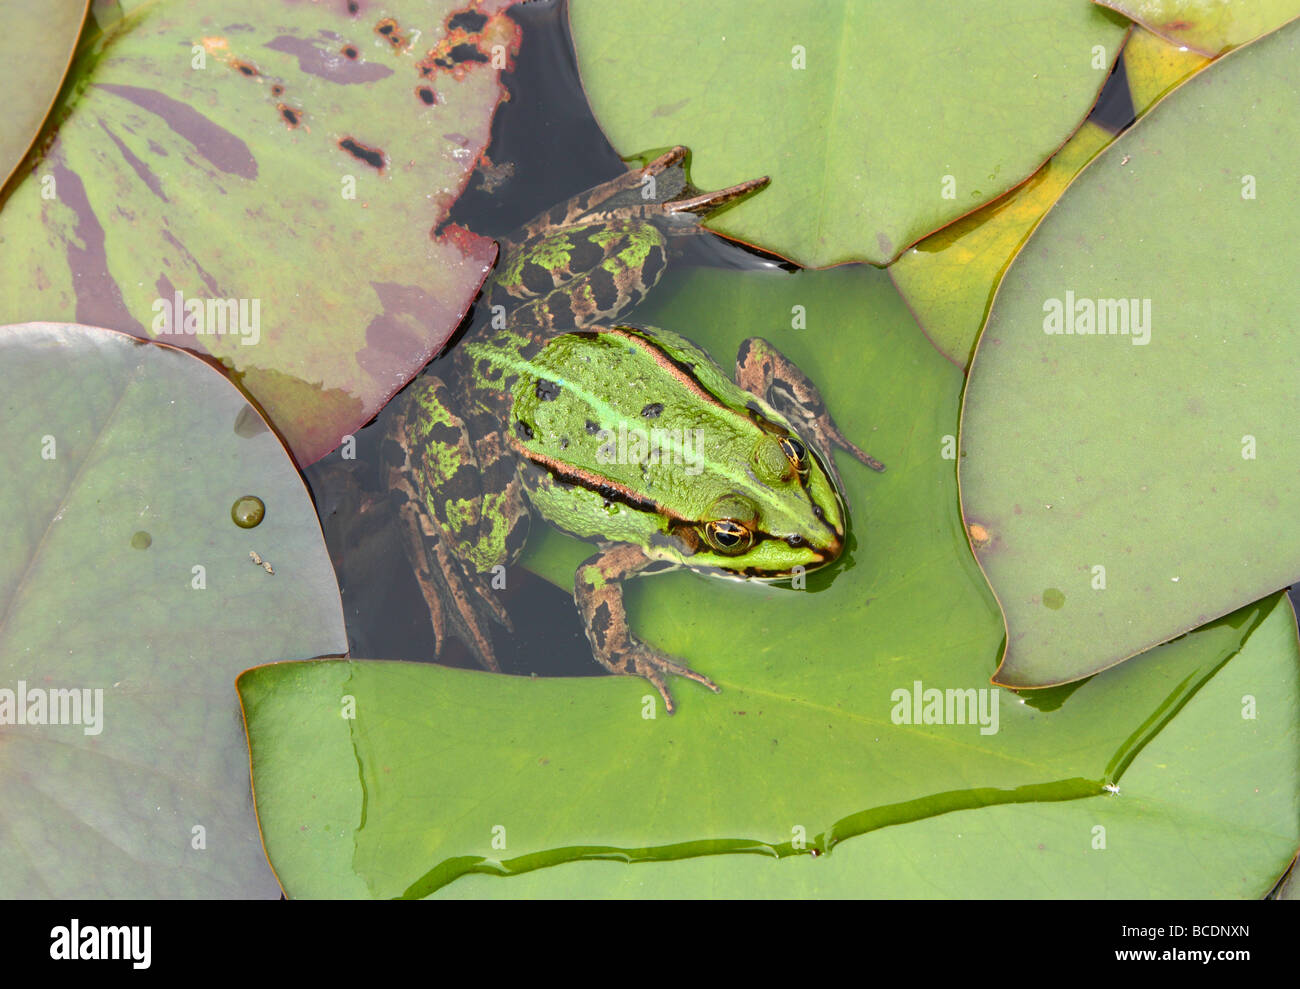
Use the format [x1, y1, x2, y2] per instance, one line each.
[735, 337, 886, 492]
[574, 543, 719, 714]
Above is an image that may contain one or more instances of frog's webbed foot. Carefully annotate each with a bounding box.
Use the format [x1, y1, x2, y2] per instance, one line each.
[387, 379, 528, 672]
[508, 146, 767, 249]
[574, 543, 719, 715]
[734, 337, 885, 496]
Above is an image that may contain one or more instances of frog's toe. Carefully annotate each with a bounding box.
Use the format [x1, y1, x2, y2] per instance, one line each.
[628, 649, 720, 715]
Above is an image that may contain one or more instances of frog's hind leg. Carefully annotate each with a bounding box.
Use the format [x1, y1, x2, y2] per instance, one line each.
[734, 337, 886, 493]
[387, 378, 529, 671]
[498, 219, 670, 333]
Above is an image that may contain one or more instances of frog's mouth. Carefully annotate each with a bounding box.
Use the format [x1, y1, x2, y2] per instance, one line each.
[666, 525, 845, 580]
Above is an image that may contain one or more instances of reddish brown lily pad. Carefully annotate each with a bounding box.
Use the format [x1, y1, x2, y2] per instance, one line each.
[0, 0, 520, 464]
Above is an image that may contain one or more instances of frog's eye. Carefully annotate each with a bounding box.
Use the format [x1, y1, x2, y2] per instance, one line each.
[704, 519, 754, 555]
[780, 436, 810, 477]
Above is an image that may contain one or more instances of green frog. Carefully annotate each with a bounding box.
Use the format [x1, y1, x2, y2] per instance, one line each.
[386, 147, 884, 712]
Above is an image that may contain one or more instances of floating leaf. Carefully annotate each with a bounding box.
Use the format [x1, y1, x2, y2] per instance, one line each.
[892, 122, 1113, 368]
[0, 1, 87, 189]
[0, 0, 519, 464]
[1095, 0, 1300, 56]
[895, 27, 1218, 369]
[237, 264, 1297, 897]
[569, 0, 1127, 266]
[0, 323, 345, 896]
[1123, 21, 1211, 109]
[960, 19, 1300, 686]
[240, 591, 1298, 897]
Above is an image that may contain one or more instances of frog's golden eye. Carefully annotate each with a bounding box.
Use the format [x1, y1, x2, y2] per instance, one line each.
[704, 519, 753, 555]
[780, 436, 809, 477]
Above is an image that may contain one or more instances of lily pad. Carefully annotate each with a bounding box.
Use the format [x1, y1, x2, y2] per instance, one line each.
[436, 593, 1300, 897]
[892, 122, 1113, 368]
[0, 322, 345, 897]
[895, 27, 1218, 370]
[1123, 21, 1211, 110]
[569, 0, 1128, 266]
[959, 18, 1300, 686]
[0, 1, 87, 191]
[0, 0, 519, 465]
[238, 264, 1298, 897]
[240, 588, 1298, 898]
[1095, 0, 1300, 56]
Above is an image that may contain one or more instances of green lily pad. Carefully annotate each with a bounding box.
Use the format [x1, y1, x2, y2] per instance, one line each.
[569, 0, 1127, 266]
[0, 0, 520, 465]
[0, 322, 345, 897]
[959, 18, 1300, 687]
[438, 593, 1300, 897]
[895, 27, 1218, 370]
[238, 264, 1297, 897]
[240, 591, 1298, 898]
[1095, 0, 1300, 56]
[0, 1, 87, 191]
[892, 121, 1113, 368]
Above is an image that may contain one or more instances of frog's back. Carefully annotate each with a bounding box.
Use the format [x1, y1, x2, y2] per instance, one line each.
[503, 325, 794, 531]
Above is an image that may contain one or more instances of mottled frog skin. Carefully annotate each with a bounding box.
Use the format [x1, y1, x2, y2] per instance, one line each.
[386, 147, 884, 712]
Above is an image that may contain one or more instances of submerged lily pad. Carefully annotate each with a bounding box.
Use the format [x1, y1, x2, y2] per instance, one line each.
[238, 265, 1298, 897]
[0, 0, 519, 464]
[1095, 0, 1300, 56]
[960, 19, 1300, 686]
[0, 323, 345, 897]
[569, 0, 1127, 266]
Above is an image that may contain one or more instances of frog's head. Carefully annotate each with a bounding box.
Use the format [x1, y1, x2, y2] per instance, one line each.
[652, 428, 850, 579]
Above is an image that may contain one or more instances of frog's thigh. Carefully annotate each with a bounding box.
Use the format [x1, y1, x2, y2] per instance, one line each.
[465, 407, 531, 570]
[516, 221, 668, 331]
[398, 377, 485, 556]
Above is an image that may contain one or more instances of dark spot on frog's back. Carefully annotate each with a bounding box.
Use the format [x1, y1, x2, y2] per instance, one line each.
[417, 86, 437, 106]
[233, 60, 259, 77]
[641, 402, 664, 419]
[278, 105, 301, 128]
[448, 10, 489, 32]
[342, 45, 359, 60]
[585, 420, 601, 435]
[535, 378, 562, 401]
[338, 136, 385, 171]
[514, 419, 534, 441]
